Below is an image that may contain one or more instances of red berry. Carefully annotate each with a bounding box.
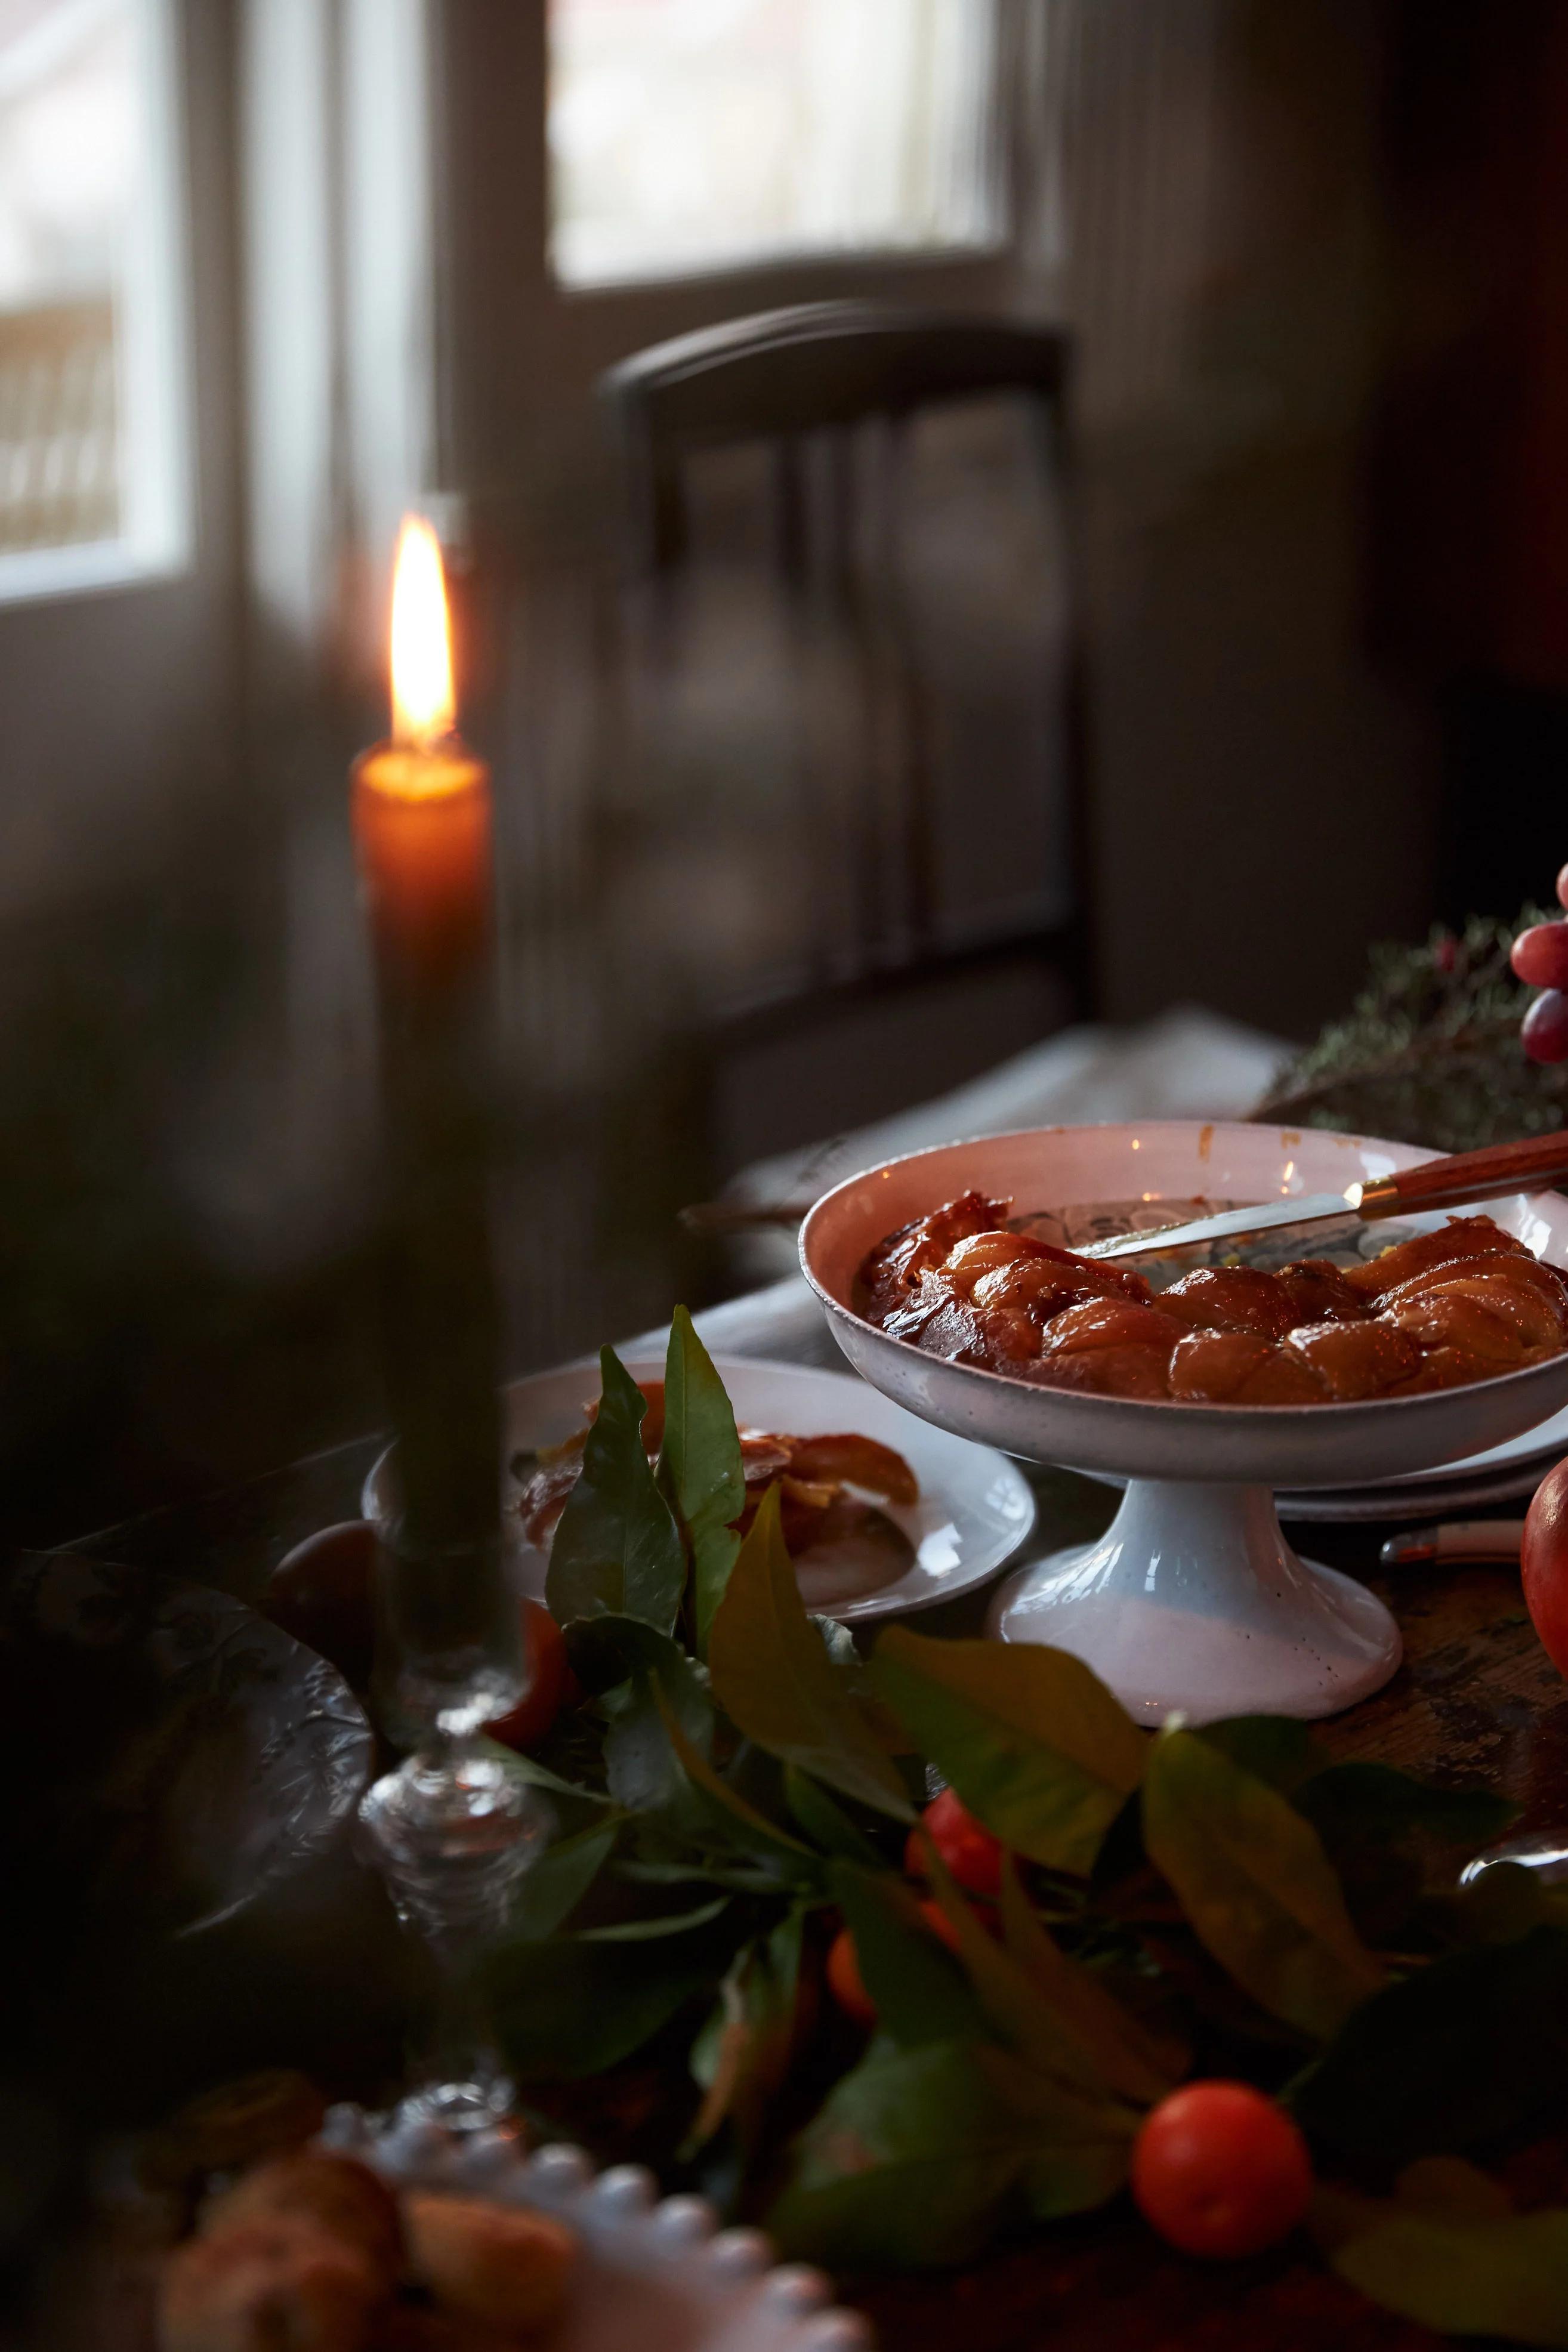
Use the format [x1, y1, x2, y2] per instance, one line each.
[1131, 2082, 1313, 2260]
[1523, 990, 1568, 1064]
[1512, 922, 1568, 990]
[905, 1787, 1006, 1897]
[825, 1927, 876, 2027]
[263, 1521, 377, 1689]
[1557, 864, 1568, 912]
[1523, 1457, 1568, 1677]
[487, 1600, 570, 1752]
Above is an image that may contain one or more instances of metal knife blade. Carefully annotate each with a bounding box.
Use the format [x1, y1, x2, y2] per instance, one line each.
[1076, 1190, 1365, 1263]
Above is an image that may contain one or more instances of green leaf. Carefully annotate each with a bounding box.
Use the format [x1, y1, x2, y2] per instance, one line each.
[686, 1909, 805, 2156]
[783, 1765, 889, 1866]
[1196, 1715, 1324, 1793]
[1332, 2206, 1568, 2345]
[996, 1856, 1179, 2105]
[831, 1863, 986, 2048]
[768, 2039, 1040, 2269]
[970, 2045, 1132, 2218]
[649, 1682, 819, 1871]
[1142, 1728, 1384, 2040]
[1295, 1761, 1518, 1852]
[616, 1858, 787, 1894]
[1292, 1924, 1568, 2161]
[546, 1347, 686, 1633]
[919, 1842, 1149, 2113]
[659, 1307, 745, 1652]
[1393, 2157, 1514, 2223]
[506, 1822, 618, 1940]
[579, 1896, 730, 1940]
[566, 1616, 714, 1816]
[709, 1486, 912, 1822]
[483, 1904, 743, 2079]
[472, 1742, 615, 1809]
[868, 1628, 1144, 1874]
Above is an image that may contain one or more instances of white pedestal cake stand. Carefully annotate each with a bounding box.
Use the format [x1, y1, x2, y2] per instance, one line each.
[801, 1121, 1568, 1725]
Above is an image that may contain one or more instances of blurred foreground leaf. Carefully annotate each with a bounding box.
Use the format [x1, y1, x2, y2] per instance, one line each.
[1293, 1924, 1568, 2160]
[484, 1904, 742, 2080]
[868, 1629, 1144, 1875]
[770, 2037, 1122, 2269]
[1143, 1730, 1384, 2040]
[832, 1863, 984, 2049]
[1294, 1761, 1518, 1853]
[685, 1907, 805, 2157]
[1332, 2205, 1568, 2345]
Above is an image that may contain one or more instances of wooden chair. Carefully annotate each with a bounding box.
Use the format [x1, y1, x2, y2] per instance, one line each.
[598, 299, 1095, 1187]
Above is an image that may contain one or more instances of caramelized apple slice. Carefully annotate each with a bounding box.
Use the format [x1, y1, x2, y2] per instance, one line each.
[1159, 1266, 1299, 1339]
[1341, 1215, 1530, 1298]
[1168, 1330, 1328, 1403]
[860, 1190, 1009, 1310]
[783, 1433, 919, 1505]
[1029, 1297, 1178, 1398]
[1275, 1258, 1368, 1325]
[1168, 1329, 1274, 1400]
[1283, 1317, 1423, 1399]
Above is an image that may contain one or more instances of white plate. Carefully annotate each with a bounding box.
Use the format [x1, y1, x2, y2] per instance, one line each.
[1349, 1397, 1568, 1490]
[322, 2106, 868, 2352]
[1276, 1458, 1551, 1524]
[363, 1357, 1035, 1626]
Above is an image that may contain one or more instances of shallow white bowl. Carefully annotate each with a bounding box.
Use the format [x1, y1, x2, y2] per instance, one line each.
[800, 1121, 1568, 1721]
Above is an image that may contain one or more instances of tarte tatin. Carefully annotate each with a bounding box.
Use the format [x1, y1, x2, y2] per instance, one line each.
[857, 1196, 1568, 1403]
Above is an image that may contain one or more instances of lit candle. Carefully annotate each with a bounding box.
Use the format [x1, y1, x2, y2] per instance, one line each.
[354, 517, 490, 999]
[353, 517, 517, 1728]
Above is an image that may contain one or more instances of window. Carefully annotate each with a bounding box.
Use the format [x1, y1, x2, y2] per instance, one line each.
[548, 0, 1001, 289]
[0, 0, 187, 599]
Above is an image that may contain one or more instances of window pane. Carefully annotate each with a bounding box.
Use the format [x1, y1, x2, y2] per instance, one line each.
[549, 0, 1001, 288]
[0, 0, 186, 592]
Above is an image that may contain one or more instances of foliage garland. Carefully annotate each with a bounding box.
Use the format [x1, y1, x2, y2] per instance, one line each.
[484, 1309, 1568, 2343]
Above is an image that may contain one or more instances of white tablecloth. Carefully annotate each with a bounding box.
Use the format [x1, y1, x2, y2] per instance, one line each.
[625, 1004, 1289, 1363]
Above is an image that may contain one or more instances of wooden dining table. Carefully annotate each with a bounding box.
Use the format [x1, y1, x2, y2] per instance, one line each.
[56, 1289, 1568, 2351]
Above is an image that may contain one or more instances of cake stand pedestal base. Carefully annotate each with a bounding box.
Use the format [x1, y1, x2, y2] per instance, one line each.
[987, 1479, 1401, 1724]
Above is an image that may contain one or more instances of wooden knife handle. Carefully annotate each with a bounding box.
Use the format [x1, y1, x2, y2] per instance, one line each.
[1359, 1128, 1568, 1217]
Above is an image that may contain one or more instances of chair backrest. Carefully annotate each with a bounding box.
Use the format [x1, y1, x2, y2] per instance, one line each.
[598, 300, 1089, 1010]
[601, 300, 1073, 573]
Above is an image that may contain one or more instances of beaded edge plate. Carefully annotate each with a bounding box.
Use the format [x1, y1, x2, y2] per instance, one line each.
[322, 2106, 869, 2352]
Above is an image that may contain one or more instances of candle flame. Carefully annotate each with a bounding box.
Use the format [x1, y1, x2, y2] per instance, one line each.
[390, 514, 455, 749]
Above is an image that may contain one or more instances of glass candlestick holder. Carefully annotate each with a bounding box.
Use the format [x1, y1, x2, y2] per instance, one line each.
[358, 1520, 550, 2133]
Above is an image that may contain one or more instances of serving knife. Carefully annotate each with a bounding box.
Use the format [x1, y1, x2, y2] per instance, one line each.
[1076, 1129, 1568, 1264]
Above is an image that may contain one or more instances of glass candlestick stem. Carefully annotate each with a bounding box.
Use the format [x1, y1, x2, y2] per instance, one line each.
[360, 1521, 545, 2134]
[359, 1730, 549, 2132]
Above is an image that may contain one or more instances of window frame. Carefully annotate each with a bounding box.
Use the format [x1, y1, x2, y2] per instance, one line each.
[0, 0, 193, 609]
[428, 0, 1035, 523]
[544, 0, 1009, 298]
